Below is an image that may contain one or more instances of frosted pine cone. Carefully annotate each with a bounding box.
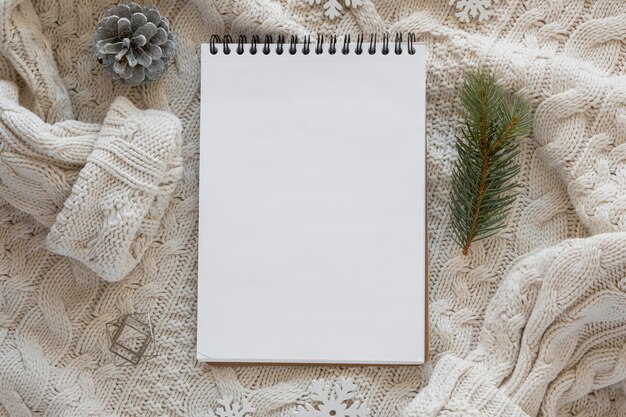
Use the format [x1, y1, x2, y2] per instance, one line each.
[94, 3, 175, 85]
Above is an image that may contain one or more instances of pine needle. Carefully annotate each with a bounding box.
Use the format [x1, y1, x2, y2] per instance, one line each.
[450, 73, 532, 255]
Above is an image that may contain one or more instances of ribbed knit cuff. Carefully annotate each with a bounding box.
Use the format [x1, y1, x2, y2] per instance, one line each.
[404, 355, 529, 417]
[47, 97, 182, 282]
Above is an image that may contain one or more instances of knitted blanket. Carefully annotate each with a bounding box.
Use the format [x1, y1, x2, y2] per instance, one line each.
[0, 1, 625, 416]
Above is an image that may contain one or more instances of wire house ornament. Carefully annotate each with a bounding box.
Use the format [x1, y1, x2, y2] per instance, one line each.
[106, 312, 157, 366]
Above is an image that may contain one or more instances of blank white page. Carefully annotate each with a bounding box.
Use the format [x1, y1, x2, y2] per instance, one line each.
[198, 43, 426, 364]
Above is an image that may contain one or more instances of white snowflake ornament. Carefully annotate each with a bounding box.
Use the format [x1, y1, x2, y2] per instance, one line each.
[449, 0, 497, 23]
[295, 379, 369, 417]
[304, 0, 363, 20]
[208, 396, 255, 417]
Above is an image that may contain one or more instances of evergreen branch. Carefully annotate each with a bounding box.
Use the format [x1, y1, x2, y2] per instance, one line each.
[450, 73, 532, 255]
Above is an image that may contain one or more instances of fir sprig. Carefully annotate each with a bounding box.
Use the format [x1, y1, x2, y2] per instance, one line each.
[450, 73, 532, 255]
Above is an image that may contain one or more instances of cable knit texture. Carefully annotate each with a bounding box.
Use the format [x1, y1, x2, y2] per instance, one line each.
[47, 97, 182, 282]
[0, 1, 625, 417]
[0, 79, 182, 282]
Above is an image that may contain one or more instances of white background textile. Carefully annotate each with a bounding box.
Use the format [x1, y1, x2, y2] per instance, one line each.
[0, 1, 624, 416]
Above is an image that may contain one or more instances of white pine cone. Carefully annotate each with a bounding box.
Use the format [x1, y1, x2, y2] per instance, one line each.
[94, 3, 175, 85]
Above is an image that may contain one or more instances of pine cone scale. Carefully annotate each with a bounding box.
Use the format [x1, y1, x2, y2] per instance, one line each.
[136, 23, 157, 41]
[145, 9, 161, 25]
[118, 18, 132, 38]
[127, 66, 145, 85]
[113, 60, 130, 79]
[134, 48, 152, 67]
[151, 28, 168, 45]
[95, 25, 116, 40]
[126, 49, 137, 67]
[133, 35, 147, 47]
[144, 44, 162, 60]
[131, 12, 147, 29]
[147, 58, 165, 74]
[161, 41, 175, 59]
[94, 3, 175, 85]
[102, 42, 124, 55]
[110, 4, 131, 18]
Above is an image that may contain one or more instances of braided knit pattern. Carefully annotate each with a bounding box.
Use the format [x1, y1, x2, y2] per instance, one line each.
[47, 96, 183, 282]
[0, 1, 625, 417]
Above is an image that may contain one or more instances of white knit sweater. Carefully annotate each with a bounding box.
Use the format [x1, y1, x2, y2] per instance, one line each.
[0, 1, 624, 417]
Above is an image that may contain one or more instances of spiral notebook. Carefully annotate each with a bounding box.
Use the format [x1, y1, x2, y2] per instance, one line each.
[198, 35, 427, 365]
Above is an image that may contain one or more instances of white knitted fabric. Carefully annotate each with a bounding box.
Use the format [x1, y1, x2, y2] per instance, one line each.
[0, 1, 625, 417]
[0, 79, 182, 282]
[47, 97, 182, 281]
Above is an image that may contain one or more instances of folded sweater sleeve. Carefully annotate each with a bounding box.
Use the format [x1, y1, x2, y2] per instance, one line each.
[0, 80, 183, 282]
[405, 233, 626, 417]
[47, 96, 183, 282]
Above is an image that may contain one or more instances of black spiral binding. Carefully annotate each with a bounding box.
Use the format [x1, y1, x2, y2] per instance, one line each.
[209, 33, 416, 55]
